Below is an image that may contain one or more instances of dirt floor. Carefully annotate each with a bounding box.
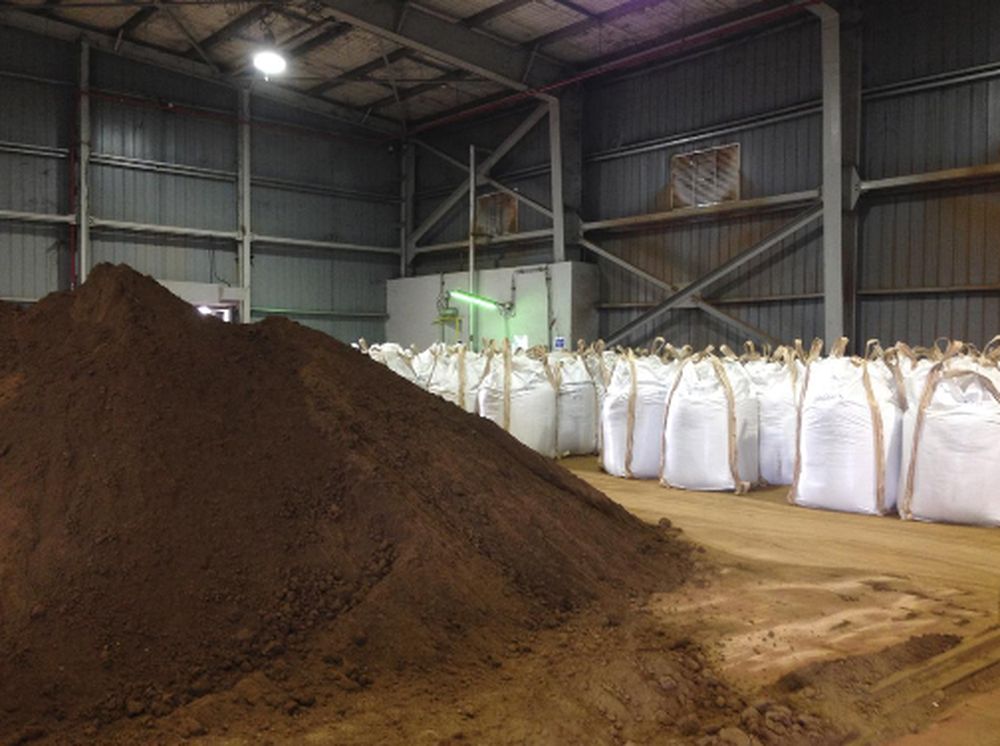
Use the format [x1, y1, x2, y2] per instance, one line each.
[84, 458, 1000, 745]
[565, 457, 1000, 745]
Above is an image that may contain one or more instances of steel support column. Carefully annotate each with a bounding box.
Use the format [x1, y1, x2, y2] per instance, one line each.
[237, 89, 252, 323]
[812, 2, 844, 347]
[399, 142, 415, 276]
[77, 42, 91, 284]
[548, 98, 566, 262]
[840, 3, 863, 343]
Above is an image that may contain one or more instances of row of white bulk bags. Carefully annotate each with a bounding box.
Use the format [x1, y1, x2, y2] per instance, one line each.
[479, 346, 559, 457]
[898, 348, 1000, 526]
[790, 341, 904, 516]
[602, 353, 681, 479]
[661, 355, 759, 493]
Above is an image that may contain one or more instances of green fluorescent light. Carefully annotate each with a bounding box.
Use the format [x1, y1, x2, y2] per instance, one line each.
[449, 289, 501, 311]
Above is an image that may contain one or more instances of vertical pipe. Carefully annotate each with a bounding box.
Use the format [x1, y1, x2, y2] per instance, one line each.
[238, 88, 252, 323]
[77, 42, 91, 284]
[548, 97, 566, 263]
[816, 4, 844, 347]
[399, 141, 415, 277]
[468, 144, 477, 350]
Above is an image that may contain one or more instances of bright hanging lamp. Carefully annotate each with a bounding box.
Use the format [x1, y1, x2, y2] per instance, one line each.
[253, 49, 287, 77]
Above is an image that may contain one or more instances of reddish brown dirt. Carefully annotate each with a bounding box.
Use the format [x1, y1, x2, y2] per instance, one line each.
[0, 265, 840, 745]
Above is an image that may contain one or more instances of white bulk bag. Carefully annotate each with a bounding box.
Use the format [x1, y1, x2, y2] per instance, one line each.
[461, 349, 493, 414]
[420, 345, 494, 414]
[553, 354, 598, 456]
[756, 349, 808, 486]
[478, 347, 558, 457]
[366, 342, 418, 384]
[410, 343, 447, 390]
[897, 350, 937, 489]
[791, 349, 903, 515]
[900, 359, 1000, 526]
[581, 343, 616, 406]
[757, 362, 802, 486]
[582, 343, 619, 452]
[662, 356, 759, 492]
[424, 345, 461, 405]
[601, 353, 680, 479]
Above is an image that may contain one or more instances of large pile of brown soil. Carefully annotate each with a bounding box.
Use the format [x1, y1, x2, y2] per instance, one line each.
[0, 265, 690, 743]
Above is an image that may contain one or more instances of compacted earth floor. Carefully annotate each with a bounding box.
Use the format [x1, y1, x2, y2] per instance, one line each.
[89, 457, 999, 746]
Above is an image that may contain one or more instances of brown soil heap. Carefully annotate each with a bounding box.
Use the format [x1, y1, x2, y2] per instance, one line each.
[0, 265, 690, 743]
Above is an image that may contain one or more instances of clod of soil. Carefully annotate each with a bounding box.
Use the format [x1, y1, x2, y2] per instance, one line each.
[0, 265, 692, 743]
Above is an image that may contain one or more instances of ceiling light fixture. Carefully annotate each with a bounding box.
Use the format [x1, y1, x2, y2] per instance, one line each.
[253, 50, 287, 77]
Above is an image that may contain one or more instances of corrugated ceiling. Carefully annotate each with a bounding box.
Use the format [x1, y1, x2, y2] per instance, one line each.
[3, 0, 769, 125]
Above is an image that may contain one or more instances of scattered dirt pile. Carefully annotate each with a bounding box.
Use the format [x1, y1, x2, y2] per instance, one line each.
[0, 265, 691, 743]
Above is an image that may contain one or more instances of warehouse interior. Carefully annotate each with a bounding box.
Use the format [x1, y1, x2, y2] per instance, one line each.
[2, 0, 1000, 744]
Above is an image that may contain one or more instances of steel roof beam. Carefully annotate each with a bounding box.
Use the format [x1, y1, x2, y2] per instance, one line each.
[313, 0, 568, 91]
[462, 0, 534, 27]
[116, 6, 157, 40]
[0, 7, 401, 134]
[194, 4, 272, 54]
[527, 0, 666, 48]
[308, 46, 410, 96]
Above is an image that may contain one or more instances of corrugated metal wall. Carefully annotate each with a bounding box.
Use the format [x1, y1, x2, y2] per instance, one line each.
[0, 25, 398, 342]
[412, 103, 555, 271]
[583, 19, 823, 347]
[857, 0, 1000, 346]
[8, 0, 1000, 348]
[410, 0, 1000, 348]
[0, 28, 74, 300]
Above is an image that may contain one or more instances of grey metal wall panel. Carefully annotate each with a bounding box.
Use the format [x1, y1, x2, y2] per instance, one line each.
[412, 102, 554, 252]
[415, 170, 553, 246]
[584, 21, 820, 154]
[0, 26, 75, 81]
[0, 77, 73, 148]
[252, 247, 396, 313]
[252, 118, 397, 196]
[0, 152, 67, 214]
[416, 103, 551, 193]
[858, 295, 1000, 349]
[91, 99, 237, 172]
[595, 212, 821, 302]
[90, 163, 237, 230]
[0, 223, 66, 299]
[862, 0, 1000, 88]
[864, 82, 995, 179]
[0, 26, 400, 340]
[583, 115, 821, 220]
[252, 186, 397, 247]
[597, 299, 822, 349]
[251, 245, 396, 342]
[857, 184, 1000, 345]
[90, 50, 236, 111]
[90, 234, 237, 285]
